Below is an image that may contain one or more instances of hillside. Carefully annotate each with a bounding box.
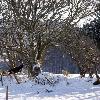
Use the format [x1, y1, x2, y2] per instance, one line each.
[42, 47, 79, 74]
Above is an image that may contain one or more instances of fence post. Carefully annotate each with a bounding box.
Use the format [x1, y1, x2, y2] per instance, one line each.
[6, 86, 8, 100]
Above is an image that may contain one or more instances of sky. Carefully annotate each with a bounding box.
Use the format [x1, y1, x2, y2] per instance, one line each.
[77, 16, 96, 27]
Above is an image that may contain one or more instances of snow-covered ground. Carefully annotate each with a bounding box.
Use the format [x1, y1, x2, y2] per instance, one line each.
[0, 73, 100, 100]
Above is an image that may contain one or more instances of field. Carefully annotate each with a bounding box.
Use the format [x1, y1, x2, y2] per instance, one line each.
[0, 73, 100, 100]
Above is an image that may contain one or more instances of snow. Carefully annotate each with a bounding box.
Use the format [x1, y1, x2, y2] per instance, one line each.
[0, 73, 100, 100]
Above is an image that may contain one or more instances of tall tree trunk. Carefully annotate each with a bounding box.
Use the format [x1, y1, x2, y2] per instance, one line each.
[36, 33, 42, 61]
[94, 65, 100, 79]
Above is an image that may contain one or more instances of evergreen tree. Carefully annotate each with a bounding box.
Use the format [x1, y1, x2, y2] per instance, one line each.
[83, 2, 100, 49]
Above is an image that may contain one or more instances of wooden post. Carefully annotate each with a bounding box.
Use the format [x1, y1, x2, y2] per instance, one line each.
[6, 86, 8, 100]
[0, 74, 3, 86]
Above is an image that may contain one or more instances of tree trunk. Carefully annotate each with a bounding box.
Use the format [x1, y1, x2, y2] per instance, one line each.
[94, 65, 100, 79]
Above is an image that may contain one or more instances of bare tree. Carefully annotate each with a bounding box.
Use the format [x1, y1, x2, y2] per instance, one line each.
[61, 27, 100, 78]
[0, 0, 97, 77]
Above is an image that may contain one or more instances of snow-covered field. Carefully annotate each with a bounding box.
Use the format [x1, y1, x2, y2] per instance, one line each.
[0, 73, 100, 100]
